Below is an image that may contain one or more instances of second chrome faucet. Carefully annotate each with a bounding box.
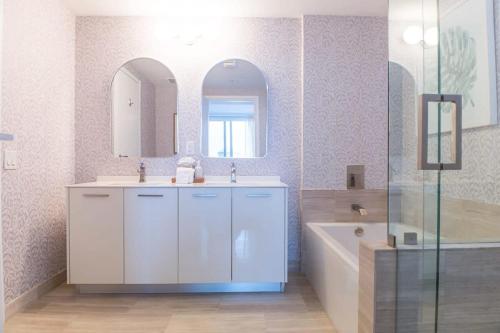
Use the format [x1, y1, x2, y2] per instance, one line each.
[351, 204, 368, 216]
[230, 162, 237, 183]
[138, 161, 146, 183]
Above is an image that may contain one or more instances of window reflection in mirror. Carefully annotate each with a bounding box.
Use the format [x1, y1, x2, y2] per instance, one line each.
[111, 58, 178, 158]
[202, 59, 268, 158]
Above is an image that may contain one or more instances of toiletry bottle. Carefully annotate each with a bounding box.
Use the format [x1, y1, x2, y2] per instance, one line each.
[194, 160, 204, 181]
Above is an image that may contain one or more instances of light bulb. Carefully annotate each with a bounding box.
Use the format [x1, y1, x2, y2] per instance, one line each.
[424, 27, 439, 47]
[403, 26, 423, 45]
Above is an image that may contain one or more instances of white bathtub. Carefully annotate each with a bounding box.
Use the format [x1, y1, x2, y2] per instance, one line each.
[304, 222, 387, 333]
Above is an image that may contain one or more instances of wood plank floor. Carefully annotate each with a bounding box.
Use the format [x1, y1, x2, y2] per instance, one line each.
[5, 274, 337, 333]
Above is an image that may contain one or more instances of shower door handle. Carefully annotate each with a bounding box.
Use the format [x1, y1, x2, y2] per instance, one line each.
[418, 94, 462, 170]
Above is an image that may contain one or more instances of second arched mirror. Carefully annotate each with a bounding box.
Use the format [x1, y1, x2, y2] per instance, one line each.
[201, 59, 268, 158]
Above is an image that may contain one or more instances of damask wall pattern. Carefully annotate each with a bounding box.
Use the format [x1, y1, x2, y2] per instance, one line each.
[302, 16, 388, 190]
[75, 17, 303, 269]
[2, 0, 75, 303]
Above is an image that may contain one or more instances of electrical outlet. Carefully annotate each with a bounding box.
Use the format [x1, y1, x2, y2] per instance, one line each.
[346, 165, 365, 190]
[186, 141, 195, 155]
[4, 150, 17, 170]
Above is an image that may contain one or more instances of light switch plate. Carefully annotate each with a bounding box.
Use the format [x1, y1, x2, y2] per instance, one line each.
[4, 150, 17, 170]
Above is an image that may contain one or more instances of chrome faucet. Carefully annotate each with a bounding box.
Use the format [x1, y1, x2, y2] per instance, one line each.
[352, 204, 368, 216]
[230, 162, 237, 183]
[138, 161, 146, 183]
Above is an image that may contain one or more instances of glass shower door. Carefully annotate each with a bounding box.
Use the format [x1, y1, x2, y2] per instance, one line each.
[388, 0, 446, 331]
[389, 0, 500, 332]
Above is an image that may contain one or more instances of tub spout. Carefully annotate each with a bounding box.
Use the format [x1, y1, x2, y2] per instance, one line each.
[352, 204, 368, 216]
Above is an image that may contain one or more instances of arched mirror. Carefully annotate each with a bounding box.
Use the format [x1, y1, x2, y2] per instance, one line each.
[111, 58, 178, 158]
[202, 59, 268, 158]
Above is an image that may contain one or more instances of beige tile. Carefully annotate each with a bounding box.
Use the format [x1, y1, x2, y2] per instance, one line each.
[5, 274, 337, 333]
[302, 189, 387, 223]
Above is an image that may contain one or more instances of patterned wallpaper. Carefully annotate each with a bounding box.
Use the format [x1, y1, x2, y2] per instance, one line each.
[75, 17, 303, 268]
[2, 0, 75, 303]
[302, 16, 388, 190]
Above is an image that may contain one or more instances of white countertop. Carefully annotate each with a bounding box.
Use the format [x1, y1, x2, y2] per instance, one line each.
[67, 176, 288, 188]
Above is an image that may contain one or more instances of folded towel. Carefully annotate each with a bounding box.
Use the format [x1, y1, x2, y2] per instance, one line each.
[177, 156, 197, 169]
[176, 167, 195, 184]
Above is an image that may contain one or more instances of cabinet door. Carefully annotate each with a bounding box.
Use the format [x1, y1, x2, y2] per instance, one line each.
[232, 188, 286, 282]
[69, 188, 124, 284]
[179, 188, 231, 283]
[124, 188, 178, 284]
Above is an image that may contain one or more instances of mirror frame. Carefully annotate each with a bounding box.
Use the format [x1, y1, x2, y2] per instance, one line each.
[110, 57, 179, 159]
[200, 58, 269, 159]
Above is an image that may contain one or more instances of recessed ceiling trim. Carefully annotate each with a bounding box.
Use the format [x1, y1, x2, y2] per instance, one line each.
[63, 0, 387, 18]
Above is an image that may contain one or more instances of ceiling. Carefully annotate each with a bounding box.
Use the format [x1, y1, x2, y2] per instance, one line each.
[203, 60, 267, 91]
[124, 59, 176, 86]
[63, 0, 388, 17]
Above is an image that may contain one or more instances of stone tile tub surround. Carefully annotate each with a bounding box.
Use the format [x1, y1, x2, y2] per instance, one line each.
[359, 242, 500, 333]
[301, 189, 387, 224]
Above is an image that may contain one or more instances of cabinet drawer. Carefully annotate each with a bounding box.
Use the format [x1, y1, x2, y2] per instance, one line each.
[232, 188, 286, 282]
[124, 188, 178, 284]
[179, 188, 231, 283]
[69, 188, 124, 284]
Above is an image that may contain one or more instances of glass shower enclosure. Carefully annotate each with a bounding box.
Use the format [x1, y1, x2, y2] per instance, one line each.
[388, 0, 500, 331]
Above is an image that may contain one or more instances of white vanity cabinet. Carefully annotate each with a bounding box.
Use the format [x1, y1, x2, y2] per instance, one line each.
[67, 177, 288, 291]
[68, 188, 124, 284]
[124, 188, 178, 284]
[232, 188, 286, 282]
[178, 188, 232, 283]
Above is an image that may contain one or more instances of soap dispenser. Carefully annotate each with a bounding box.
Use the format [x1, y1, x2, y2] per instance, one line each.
[194, 160, 204, 181]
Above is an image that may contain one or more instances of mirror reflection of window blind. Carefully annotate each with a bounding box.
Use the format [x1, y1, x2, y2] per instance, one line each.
[207, 98, 257, 158]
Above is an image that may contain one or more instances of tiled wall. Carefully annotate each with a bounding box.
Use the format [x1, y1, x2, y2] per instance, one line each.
[302, 16, 388, 190]
[75, 17, 303, 269]
[359, 242, 500, 333]
[301, 190, 387, 224]
[1, 0, 75, 303]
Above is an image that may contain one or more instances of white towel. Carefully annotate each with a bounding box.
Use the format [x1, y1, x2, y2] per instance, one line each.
[177, 156, 197, 169]
[176, 167, 195, 184]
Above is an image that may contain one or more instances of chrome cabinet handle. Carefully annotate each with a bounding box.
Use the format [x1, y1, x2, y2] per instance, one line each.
[137, 194, 164, 198]
[83, 194, 110, 198]
[418, 94, 462, 170]
[0, 133, 14, 141]
[246, 194, 272, 198]
[192, 194, 218, 198]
